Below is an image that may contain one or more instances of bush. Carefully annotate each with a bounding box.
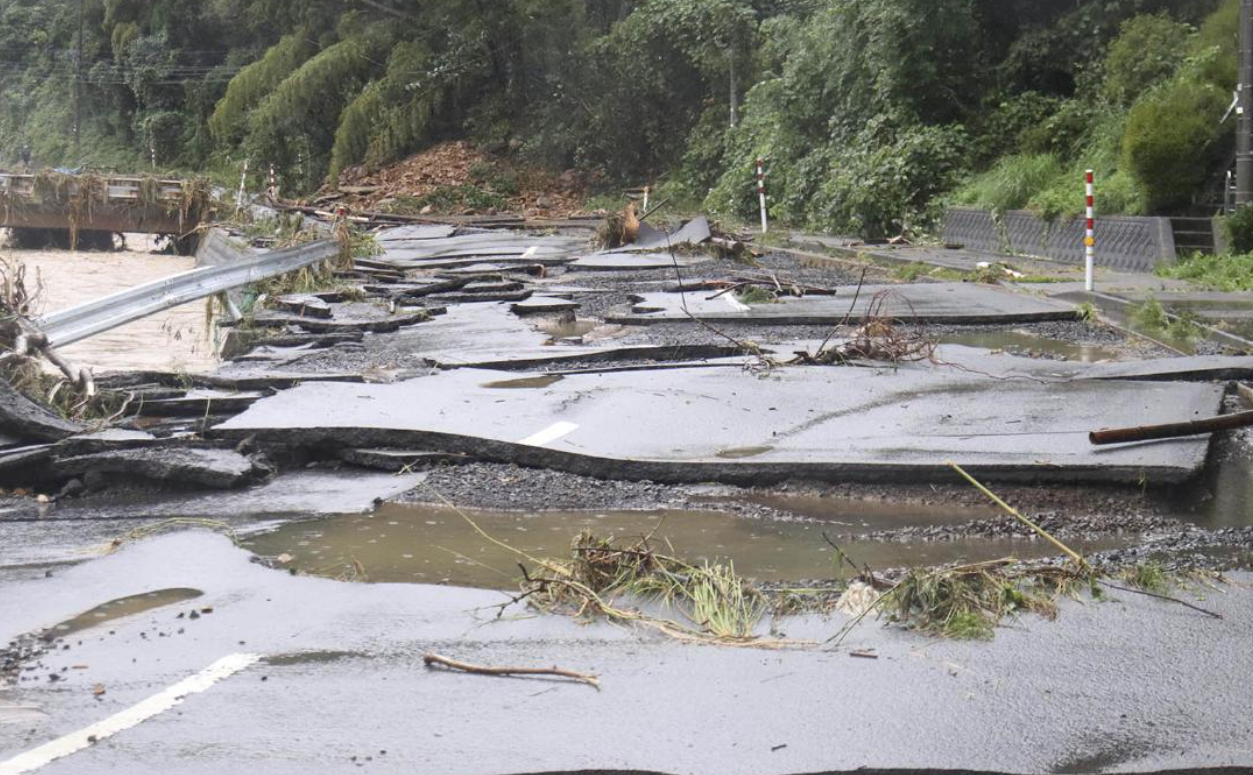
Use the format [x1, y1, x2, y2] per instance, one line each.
[1122, 80, 1228, 212]
[1102, 15, 1191, 108]
[1223, 204, 1253, 254]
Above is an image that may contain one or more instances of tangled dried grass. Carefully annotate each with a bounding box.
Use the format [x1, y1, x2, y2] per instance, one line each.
[528, 530, 769, 642]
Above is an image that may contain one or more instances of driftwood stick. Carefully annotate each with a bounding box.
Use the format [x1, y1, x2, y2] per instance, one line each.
[1090, 410, 1253, 446]
[1098, 581, 1224, 620]
[422, 653, 600, 688]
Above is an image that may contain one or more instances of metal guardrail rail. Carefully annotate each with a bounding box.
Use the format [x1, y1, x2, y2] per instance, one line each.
[36, 230, 341, 349]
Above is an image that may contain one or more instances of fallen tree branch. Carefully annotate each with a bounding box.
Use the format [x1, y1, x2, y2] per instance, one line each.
[1098, 580, 1224, 620]
[422, 653, 600, 689]
[1089, 410, 1253, 446]
[948, 462, 1089, 571]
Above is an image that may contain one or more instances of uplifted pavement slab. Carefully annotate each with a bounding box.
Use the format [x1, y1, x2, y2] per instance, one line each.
[214, 365, 1223, 485]
[611, 283, 1079, 326]
[373, 224, 457, 242]
[568, 251, 709, 272]
[820, 343, 1253, 384]
[369, 302, 746, 371]
[376, 232, 586, 266]
[0, 533, 1250, 775]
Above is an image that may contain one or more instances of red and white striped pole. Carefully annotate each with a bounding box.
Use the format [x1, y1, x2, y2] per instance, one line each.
[755, 158, 768, 234]
[1084, 170, 1096, 292]
[235, 158, 250, 215]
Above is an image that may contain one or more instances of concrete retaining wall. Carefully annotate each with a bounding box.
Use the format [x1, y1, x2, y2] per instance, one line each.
[942, 207, 1176, 273]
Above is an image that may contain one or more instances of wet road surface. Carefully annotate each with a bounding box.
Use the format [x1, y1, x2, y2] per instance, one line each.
[0, 533, 1249, 775]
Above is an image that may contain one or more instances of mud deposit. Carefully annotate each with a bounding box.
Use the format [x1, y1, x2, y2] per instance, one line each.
[242, 502, 1131, 587]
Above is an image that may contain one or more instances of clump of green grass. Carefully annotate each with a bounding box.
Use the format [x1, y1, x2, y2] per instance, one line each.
[1158, 252, 1253, 292]
[1129, 295, 1170, 332]
[737, 286, 777, 305]
[1128, 295, 1203, 343]
[879, 562, 1066, 640]
[1120, 561, 1172, 595]
[385, 184, 509, 215]
[527, 530, 769, 643]
[1075, 301, 1099, 323]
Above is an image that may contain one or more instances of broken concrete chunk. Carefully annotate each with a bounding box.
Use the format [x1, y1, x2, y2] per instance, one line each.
[273, 295, 333, 319]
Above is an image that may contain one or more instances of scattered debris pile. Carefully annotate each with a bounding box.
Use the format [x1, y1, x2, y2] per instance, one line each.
[322, 142, 589, 217]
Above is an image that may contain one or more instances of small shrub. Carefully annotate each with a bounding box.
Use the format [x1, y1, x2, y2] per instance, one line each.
[1122, 80, 1229, 212]
[1129, 295, 1169, 333]
[1223, 204, 1253, 254]
[1102, 15, 1192, 108]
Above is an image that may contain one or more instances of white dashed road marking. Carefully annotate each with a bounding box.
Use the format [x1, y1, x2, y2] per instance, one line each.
[0, 653, 260, 775]
[519, 421, 579, 447]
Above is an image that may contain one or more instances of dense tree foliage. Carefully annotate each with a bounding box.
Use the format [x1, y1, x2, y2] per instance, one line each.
[0, 0, 1236, 236]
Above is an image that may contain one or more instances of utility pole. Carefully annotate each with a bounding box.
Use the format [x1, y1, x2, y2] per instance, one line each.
[727, 49, 738, 129]
[73, 0, 84, 154]
[1238, 0, 1253, 204]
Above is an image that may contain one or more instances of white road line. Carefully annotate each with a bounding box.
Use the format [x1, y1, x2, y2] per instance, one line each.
[723, 295, 750, 312]
[0, 653, 260, 775]
[519, 421, 579, 447]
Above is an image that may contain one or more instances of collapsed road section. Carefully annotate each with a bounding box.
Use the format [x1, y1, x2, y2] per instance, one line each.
[3, 208, 1253, 775]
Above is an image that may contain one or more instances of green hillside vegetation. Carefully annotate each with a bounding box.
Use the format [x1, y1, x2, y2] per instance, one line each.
[0, 0, 1237, 238]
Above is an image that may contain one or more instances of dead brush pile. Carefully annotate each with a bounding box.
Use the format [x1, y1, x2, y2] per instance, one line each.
[795, 289, 936, 366]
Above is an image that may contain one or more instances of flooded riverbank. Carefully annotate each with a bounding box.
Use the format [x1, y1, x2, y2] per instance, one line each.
[1, 233, 218, 374]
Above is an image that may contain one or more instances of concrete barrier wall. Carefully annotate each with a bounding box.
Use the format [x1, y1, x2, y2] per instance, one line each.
[942, 207, 1176, 273]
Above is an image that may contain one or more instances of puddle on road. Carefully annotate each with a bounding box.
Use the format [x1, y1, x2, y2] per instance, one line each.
[1167, 439, 1253, 529]
[939, 330, 1124, 362]
[732, 492, 1001, 529]
[43, 588, 203, 640]
[242, 503, 1128, 588]
[4, 235, 219, 373]
[483, 375, 565, 389]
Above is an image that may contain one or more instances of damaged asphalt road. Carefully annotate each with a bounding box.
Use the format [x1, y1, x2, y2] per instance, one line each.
[5, 221, 1253, 774]
[0, 534, 1251, 775]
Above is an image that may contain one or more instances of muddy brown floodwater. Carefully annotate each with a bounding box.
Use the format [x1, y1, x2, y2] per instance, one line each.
[242, 502, 1131, 588]
[2, 234, 219, 374]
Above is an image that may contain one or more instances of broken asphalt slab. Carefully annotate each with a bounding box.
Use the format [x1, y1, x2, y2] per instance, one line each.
[0, 532, 1250, 774]
[569, 251, 710, 272]
[212, 365, 1224, 485]
[49, 447, 264, 490]
[611, 283, 1079, 326]
[306, 302, 747, 373]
